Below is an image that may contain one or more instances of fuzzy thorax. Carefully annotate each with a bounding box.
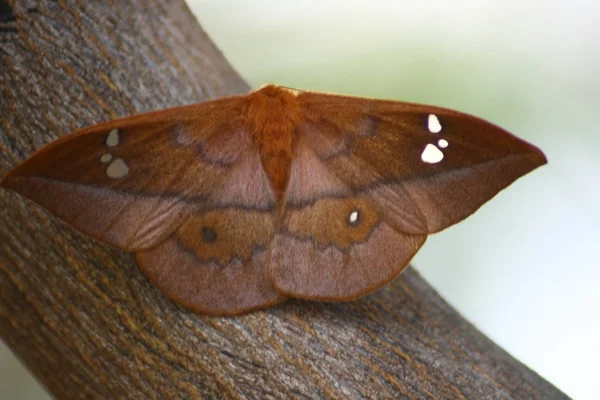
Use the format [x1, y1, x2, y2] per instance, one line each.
[245, 85, 303, 200]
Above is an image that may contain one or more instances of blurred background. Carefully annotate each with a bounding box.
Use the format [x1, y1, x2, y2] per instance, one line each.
[1, 0, 598, 399]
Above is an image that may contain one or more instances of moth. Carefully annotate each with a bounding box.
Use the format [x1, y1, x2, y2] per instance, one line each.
[1, 85, 546, 315]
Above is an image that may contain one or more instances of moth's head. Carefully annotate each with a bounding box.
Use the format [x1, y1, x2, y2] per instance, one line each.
[246, 85, 303, 133]
[256, 83, 302, 97]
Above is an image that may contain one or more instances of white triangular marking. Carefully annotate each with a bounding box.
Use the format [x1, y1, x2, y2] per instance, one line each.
[421, 144, 444, 164]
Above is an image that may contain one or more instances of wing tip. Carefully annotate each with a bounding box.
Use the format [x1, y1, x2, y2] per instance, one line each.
[526, 141, 548, 168]
[1, 167, 22, 191]
[0, 174, 9, 189]
[521, 143, 548, 177]
[1, 160, 37, 197]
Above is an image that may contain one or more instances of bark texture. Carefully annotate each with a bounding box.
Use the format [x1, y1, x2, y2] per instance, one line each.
[0, 1, 568, 399]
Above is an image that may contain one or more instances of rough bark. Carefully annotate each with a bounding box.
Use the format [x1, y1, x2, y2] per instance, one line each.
[0, 1, 568, 399]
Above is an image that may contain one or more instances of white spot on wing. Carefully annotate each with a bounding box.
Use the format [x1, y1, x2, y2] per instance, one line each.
[421, 144, 444, 164]
[106, 158, 129, 179]
[100, 154, 113, 163]
[427, 114, 442, 134]
[438, 139, 449, 148]
[106, 129, 120, 147]
[349, 210, 359, 224]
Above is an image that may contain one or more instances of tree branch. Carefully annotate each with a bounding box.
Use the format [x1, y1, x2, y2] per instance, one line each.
[0, 1, 567, 398]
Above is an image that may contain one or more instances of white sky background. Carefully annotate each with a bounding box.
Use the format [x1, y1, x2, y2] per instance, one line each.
[2, 1, 598, 399]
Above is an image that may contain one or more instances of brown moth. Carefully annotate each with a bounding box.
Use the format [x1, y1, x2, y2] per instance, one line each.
[0, 85, 547, 315]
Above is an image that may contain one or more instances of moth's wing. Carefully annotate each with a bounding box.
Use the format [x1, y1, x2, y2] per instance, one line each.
[2, 98, 253, 249]
[2, 98, 286, 314]
[136, 208, 283, 315]
[269, 91, 547, 300]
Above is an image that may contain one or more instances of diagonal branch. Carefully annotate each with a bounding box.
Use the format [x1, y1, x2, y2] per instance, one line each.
[0, 1, 567, 398]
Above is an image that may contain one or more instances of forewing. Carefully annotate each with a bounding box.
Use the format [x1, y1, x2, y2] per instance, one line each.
[269, 91, 546, 300]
